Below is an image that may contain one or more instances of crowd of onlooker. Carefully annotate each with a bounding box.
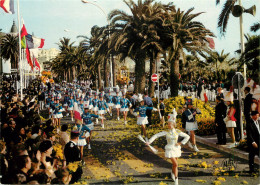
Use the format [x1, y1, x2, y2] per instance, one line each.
[0, 78, 80, 184]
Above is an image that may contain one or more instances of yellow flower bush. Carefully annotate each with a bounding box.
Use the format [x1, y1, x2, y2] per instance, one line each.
[67, 161, 81, 173]
[160, 96, 216, 135]
[53, 144, 64, 160]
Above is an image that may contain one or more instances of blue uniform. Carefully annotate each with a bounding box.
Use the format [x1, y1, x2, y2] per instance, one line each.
[120, 98, 131, 109]
[113, 96, 121, 105]
[134, 106, 153, 117]
[64, 96, 70, 106]
[98, 100, 108, 110]
[82, 112, 99, 125]
[106, 95, 113, 104]
[68, 99, 74, 108]
[77, 124, 91, 140]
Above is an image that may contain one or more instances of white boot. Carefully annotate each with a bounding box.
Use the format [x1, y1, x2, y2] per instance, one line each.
[101, 124, 105, 129]
[96, 118, 98, 124]
[171, 172, 175, 182]
[117, 117, 120, 121]
[88, 144, 91, 149]
[124, 120, 127, 125]
[175, 177, 178, 185]
[71, 118, 74, 121]
[187, 141, 193, 149]
[193, 145, 199, 152]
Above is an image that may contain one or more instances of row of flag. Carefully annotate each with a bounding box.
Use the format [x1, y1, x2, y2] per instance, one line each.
[1, 0, 45, 72]
[21, 20, 43, 71]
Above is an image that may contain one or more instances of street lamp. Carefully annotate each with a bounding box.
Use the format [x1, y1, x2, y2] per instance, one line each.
[81, 0, 113, 88]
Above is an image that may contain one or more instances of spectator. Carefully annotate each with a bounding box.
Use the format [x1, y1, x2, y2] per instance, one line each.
[244, 87, 253, 125]
[143, 91, 153, 126]
[215, 96, 227, 145]
[246, 111, 260, 173]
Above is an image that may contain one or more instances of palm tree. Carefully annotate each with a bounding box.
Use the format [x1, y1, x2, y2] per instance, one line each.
[239, 34, 260, 79]
[109, 0, 166, 93]
[161, 8, 214, 96]
[216, 0, 237, 35]
[0, 34, 19, 69]
[250, 22, 260, 32]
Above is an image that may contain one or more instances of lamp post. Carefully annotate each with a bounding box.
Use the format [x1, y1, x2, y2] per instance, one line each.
[81, 0, 113, 88]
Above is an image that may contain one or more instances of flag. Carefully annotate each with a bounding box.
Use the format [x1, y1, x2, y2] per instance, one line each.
[26, 47, 33, 70]
[26, 34, 45, 49]
[21, 20, 28, 49]
[200, 85, 208, 103]
[34, 56, 40, 71]
[206, 37, 215, 49]
[0, 0, 14, 14]
[73, 102, 83, 123]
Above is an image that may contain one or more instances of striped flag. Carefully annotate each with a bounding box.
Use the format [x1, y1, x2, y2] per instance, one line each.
[74, 102, 83, 123]
[206, 37, 215, 49]
[26, 34, 45, 49]
[0, 0, 14, 14]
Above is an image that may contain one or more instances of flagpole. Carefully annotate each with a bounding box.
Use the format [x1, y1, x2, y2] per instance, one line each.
[17, 0, 23, 99]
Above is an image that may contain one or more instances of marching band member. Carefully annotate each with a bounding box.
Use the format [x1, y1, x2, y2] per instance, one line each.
[53, 97, 63, 127]
[146, 109, 190, 185]
[113, 91, 122, 121]
[106, 90, 114, 116]
[88, 91, 94, 111]
[92, 93, 99, 124]
[98, 93, 109, 128]
[63, 92, 70, 117]
[134, 98, 158, 141]
[50, 96, 55, 123]
[45, 94, 52, 119]
[182, 99, 201, 152]
[120, 93, 131, 125]
[74, 119, 91, 161]
[68, 95, 75, 121]
[120, 92, 132, 125]
[82, 107, 99, 149]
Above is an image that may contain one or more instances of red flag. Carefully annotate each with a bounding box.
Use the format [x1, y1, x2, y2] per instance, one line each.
[0, 0, 14, 14]
[206, 37, 215, 49]
[34, 57, 40, 71]
[74, 102, 82, 123]
[21, 23, 28, 38]
[26, 48, 33, 70]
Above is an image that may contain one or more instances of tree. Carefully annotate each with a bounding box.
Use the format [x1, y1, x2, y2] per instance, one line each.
[0, 34, 19, 69]
[239, 34, 260, 80]
[161, 8, 214, 96]
[109, 0, 166, 93]
[216, 0, 237, 35]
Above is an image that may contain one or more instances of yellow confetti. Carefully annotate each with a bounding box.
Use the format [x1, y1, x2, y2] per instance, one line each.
[217, 177, 226, 182]
[195, 179, 207, 183]
[214, 161, 219, 165]
[242, 180, 248, 184]
[213, 180, 221, 185]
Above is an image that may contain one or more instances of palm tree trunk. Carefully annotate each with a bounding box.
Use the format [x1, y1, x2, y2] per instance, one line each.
[98, 64, 102, 90]
[148, 54, 156, 97]
[104, 59, 109, 88]
[170, 54, 180, 97]
[134, 56, 146, 93]
[112, 55, 116, 87]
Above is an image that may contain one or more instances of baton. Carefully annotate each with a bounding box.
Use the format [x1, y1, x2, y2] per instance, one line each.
[137, 135, 158, 154]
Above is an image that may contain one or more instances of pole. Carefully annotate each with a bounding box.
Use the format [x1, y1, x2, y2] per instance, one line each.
[157, 57, 159, 105]
[81, 0, 113, 87]
[17, 0, 23, 99]
[237, 72, 244, 140]
[238, 0, 246, 78]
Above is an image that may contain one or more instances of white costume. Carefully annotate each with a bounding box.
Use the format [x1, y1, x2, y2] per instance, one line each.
[148, 129, 190, 158]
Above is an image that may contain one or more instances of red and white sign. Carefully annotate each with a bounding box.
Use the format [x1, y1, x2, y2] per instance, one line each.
[151, 73, 158, 82]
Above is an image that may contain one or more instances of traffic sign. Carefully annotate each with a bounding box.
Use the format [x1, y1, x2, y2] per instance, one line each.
[151, 73, 158, 82]
[232, 72, 244, 89]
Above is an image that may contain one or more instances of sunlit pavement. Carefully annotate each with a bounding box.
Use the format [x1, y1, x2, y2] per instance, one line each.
[61, 113, 260, 185]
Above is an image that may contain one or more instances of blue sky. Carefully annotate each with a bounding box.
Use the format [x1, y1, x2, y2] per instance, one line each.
[0, 0, 259, 56]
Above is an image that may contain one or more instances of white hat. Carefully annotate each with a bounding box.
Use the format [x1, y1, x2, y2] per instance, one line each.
[168, 108, 177, 123]
[253, 85, 260, 100]
[137, 94, 143, 102]
[224, 91, 233, 102]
